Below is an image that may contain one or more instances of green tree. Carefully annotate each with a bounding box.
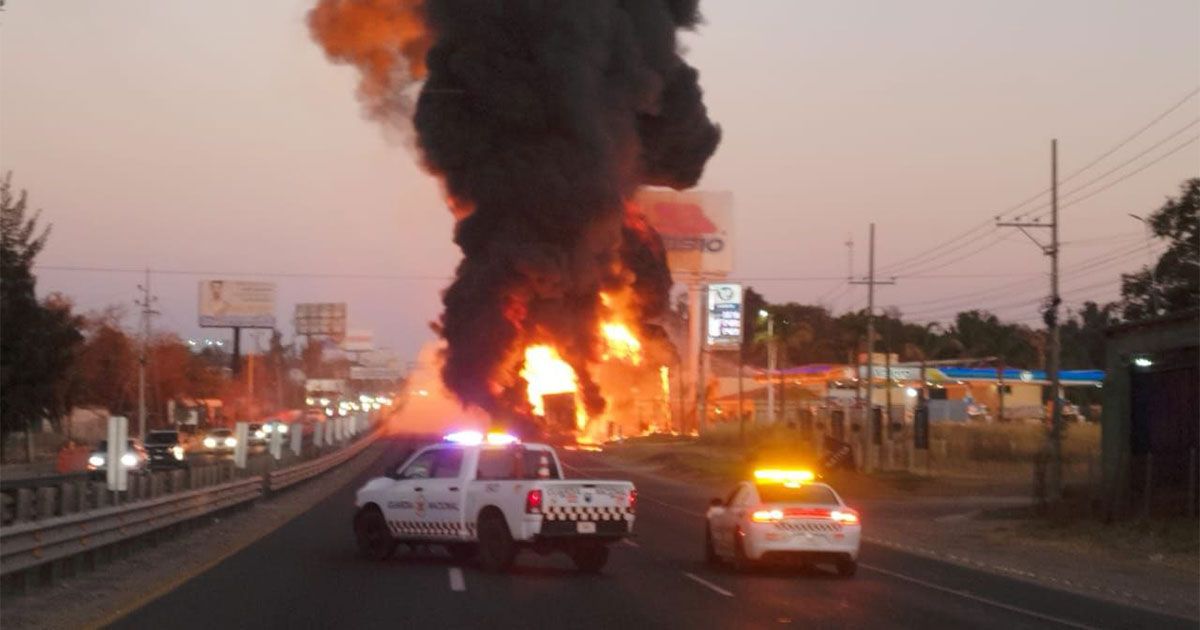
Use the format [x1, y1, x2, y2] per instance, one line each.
[1119, 178, 1199, 321]
[0, 173, 83, 461]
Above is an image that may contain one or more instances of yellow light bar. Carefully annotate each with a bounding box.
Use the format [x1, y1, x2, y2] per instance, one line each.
[754, 469, 815, 484]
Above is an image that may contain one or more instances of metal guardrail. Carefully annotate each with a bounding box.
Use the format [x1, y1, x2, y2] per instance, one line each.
[0, 477, 262, 577]
[0, 472, 91, 492]
[268, 431, 377, 492]
[0, 427, 380, 580]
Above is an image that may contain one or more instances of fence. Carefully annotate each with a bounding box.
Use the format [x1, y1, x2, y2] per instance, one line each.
[0, 414, 378, 590]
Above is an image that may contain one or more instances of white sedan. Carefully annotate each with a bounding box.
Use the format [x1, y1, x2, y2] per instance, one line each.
[705, 469, 861, 577]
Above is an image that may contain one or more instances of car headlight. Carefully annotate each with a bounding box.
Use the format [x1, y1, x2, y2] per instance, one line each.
[88, 454, 105, 467]
[121, 453, 138, 467]
[278, 424, 289, 434]
[225, 437, 237, 448]
[203, 437, 217, 448]
[172, 445, 185, 460]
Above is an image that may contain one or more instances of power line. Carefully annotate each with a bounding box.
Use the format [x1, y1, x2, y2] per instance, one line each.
[895, 245, 1162, 320]
[1021, 124, 1199, 220]
[877, 88, 1199, 275]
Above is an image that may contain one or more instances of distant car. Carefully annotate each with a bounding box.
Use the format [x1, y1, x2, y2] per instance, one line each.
[705, 469, 861, 577]
[87, 439, 149, 476]
[261, 421, 291, 439]
[200, 428, 237, 455]
[144, 429, 188, 470]
[248, 423, 268, 447]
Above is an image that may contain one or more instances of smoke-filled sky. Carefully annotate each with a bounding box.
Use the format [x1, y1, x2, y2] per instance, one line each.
[2, 0, 1197, 363]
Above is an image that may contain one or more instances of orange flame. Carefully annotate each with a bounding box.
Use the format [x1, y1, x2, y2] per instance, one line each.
[520, 345, 577, 416]
[600, 322, 643, 365]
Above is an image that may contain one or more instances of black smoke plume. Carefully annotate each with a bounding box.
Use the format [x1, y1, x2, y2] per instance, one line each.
[310, 0, 720, 423]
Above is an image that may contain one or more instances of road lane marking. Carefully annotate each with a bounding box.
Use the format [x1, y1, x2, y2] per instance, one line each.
[683, 572, 734, 598]
[622, 538, 639, 548]
[861, 564, 1094, 629]
[448, 567, 466, 592]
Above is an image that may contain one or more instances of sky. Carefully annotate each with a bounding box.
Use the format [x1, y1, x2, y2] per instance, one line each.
[1, 0, 1197, 363]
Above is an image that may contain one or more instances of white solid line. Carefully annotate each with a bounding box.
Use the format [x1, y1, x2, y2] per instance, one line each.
[860, 564, 1094, 629]
[622, 538, 639, 548]
[448, 567, 466, 592]
[683, 572, 734, 598]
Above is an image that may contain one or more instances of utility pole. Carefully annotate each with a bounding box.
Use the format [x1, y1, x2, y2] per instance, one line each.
[135, 268, 158, 439]
[850, 223, 896, 469]
[760, 310, 777, 424]
[997, 139, 1063, 501]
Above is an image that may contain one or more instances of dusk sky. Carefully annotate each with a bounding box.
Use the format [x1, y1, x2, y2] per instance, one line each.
[2, 0, 1197, 362]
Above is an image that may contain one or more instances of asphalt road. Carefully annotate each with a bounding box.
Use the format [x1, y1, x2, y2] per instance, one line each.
[110, 436, 1196, 629]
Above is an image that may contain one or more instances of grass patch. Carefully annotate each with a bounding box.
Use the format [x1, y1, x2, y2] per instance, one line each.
[931, 421, 1100, 464]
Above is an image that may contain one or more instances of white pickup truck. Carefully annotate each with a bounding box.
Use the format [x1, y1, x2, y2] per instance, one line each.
[352, 431, 636, 573]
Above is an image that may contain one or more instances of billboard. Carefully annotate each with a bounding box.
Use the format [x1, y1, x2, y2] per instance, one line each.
[706, 283, 743, 348]
[341, 329, 375, 353]
[634, 188, 733, 278]
[198, 280, 276, 328]
[295, 303, 347, 338]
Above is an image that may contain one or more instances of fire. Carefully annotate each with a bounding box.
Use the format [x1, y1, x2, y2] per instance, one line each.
[520, 345, 577, 416]
[600, 322, 643, 364]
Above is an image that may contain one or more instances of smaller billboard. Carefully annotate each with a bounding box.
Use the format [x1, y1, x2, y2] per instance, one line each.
[305, 378, 346, 394]
[349, 366, 401, 381]
[198, 280, 276, 328]
[706, 283, 743, 348]
[295, 303, 347, 338]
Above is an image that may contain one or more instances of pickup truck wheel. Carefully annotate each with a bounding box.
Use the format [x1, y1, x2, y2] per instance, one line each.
[477, 511, 516, 573]
[570, 543, 609, 573]
[353, 506, 396, 561]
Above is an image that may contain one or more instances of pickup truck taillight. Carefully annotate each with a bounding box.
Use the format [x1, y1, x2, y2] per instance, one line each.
[525, 489, 543, 514]
[628, 489, 637, 512]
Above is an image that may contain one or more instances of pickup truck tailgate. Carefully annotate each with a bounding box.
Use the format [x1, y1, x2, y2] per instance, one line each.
[538, 481, 635, 524]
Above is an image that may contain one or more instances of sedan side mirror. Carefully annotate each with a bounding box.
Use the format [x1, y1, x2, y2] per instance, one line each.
[710, 497, 724, 508]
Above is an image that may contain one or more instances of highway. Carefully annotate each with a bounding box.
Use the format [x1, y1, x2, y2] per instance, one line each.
[111, 436, 1195, 629]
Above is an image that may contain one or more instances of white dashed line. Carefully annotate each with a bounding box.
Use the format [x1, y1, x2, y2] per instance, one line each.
[448, 567, 466, 592]
[683, 572, 734, 598]
[622, 538, 639, 548]
[861, 564, 1093, 629]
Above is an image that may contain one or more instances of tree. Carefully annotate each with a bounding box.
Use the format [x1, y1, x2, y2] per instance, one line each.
[1118, 178, 1199, 321]
[70, 308, 138, 416]
[0, 173, 83, 460]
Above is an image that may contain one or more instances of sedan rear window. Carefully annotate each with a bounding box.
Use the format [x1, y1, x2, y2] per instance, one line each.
[756, 484, 839, 505]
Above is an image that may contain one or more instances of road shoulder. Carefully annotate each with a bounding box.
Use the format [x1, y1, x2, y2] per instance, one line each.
[0, 440, 389, 630]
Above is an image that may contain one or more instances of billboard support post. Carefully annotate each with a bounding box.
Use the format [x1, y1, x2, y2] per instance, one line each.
[231, 326, 241, 375]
